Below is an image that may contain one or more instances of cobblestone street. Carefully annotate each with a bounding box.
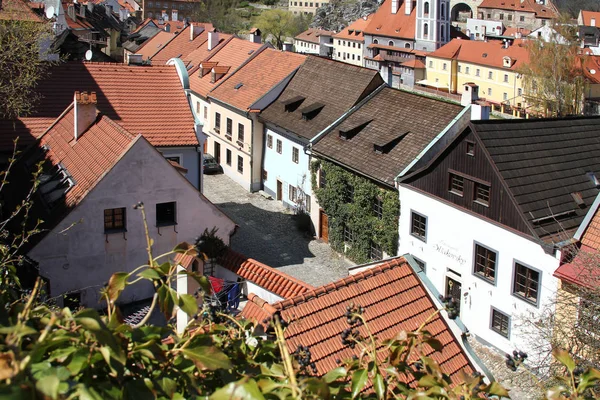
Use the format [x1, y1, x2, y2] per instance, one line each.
[202, 174, 352, 287]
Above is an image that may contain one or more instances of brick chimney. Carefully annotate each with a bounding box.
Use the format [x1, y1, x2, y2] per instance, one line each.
[189, 23, 205, 40]
[74, 91, 97, 141]
[391, 0, 399, 14]
[405, 0, 412, 15]
[208, 31, 219, 50]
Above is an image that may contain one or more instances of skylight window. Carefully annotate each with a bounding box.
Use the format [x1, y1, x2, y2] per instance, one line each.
[234, 83, 243, 89]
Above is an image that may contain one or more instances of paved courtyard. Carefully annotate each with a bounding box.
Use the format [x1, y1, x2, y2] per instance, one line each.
[202, 174, 352, 287]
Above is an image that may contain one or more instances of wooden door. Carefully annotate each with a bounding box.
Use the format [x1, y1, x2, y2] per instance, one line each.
[203, 140, 207, 154]
[445, 277, 462, 315]
[319, 209, 329, 243]
[277, 180, 283, 201]
[214, 142, 221, 164]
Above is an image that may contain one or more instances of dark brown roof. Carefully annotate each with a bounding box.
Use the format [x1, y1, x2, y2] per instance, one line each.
[472, 117, 600, 244]
[240, 257, 476, 383]
[312, 87, 464, 187]
[260, 56, 384, 140]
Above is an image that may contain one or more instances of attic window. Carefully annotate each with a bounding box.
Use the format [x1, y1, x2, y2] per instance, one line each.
[248, 50, 254, 55]
[281, 95, 305, 112]
[234, 83, 243, 89]
[300, 102, 325, 120]
[482, 53, 488, 58]
[39, 164, 75, 207]
[571, 192, 586, 208]
[348, 29, 354, 33]
[338, 120, 371, 140]
[587, 171, 600, 188]
[373, 132, 408, 154]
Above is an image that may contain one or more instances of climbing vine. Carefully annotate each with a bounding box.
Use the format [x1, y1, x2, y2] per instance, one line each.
[311, 160, 399, 264]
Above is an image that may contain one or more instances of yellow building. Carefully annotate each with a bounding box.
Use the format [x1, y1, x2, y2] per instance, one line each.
[288, 0, 329, 15]
[423, 38, 529, 115]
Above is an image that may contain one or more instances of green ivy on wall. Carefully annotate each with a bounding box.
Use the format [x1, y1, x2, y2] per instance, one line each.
[311, 159, 399, 264]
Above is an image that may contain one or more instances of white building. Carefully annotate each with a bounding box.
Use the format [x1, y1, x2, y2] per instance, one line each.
[293, 28, 334, 57]
[465, 18, 504, 40]
[25, 94, 236, 308]
[397, 118, 600, 357]
[332, 14, 373, 66]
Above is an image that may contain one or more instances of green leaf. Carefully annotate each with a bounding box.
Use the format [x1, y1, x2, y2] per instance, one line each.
[373, 373, 386, 399]
[210, 379, 265, 400]
[552, 348, 575, 372]
[178, 294, 198, 316]
[158, 286, 176, 320]
[138, 269, 162, 280]
[173, 242, 198, 256]
[181, 346, 232, 370]
[178, 271, 211, 295]
[577, 367, 600, 393]
[107, 272, 129, 302]
[418, 375, 439, 388]
[485, 381, 510, 398]
[351, 369, 368, 399]
[66, 349, 89, 375]
[123, 378, 155, 400]
[323, 366, 347, 383]
[35, 375, 59, 398]
[158, 377, 177, 397]
[75, 309, 125, 365]
[425, 337, 443, 352]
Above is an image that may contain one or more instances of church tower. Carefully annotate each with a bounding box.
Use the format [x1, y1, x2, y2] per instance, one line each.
[415, 0, 451, 52]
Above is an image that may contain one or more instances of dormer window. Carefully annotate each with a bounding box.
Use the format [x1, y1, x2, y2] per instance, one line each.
[502, 56, 512, 68]
[281, 95, 305, 112]
[300, 102, 324, 120]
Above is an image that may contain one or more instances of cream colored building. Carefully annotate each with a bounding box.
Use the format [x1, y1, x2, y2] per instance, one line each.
[288, 0, 329, 15]
[424, 38, 528, 114]
[332, 15, 373, 67]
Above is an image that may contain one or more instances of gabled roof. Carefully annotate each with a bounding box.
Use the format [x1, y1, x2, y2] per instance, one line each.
[581, 10, 600, 27]
[478, 0, 558, 19]
[312, 87, 464, 187]
[294, 27, 334, 44]
[183, 32, 234, 67]
[363, 0, 416, 40]
[134, 30, 176, 59]
[260, 56, 384, 140]
[218, 248, 314, 299]
[333, 14, 373, 41]
[0, 0, 43, 21]
[241, 257, 476, 382]
[428, 38, 530, 71]
[471, 117, 600, 244]
[0, 62, 197, 150]
[122, 23, 163, 53]
[150, 23, 217, 64]
[209, 48, 306, 111]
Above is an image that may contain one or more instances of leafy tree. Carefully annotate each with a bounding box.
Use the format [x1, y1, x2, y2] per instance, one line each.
[191, 0, 246, 33]
[0, 3, 58, 119]
[518, 16, 587, 117]
[253, 9, 310, 49]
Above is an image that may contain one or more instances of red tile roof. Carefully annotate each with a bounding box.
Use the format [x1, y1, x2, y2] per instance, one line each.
[294, 27, 334, 44]
[400, 58, 425, 68]
[428, 38, 530, 71]
[37, 101, 137, 210]
[0, 62, 197, 151]
[241, 257, 475, 382]
[242, 293, 278, 325]
[554, 245, 600, 290]
[183, 32, 233, 65]
[135, 30, 176, 59]
[188, 38, 261, 98]
[333, 14, 373, 41]
[581, 10, 600, 27]
[584, 55, 600, 84]
[478, 0, 558, 19]
[503, 27, 531, 37]
[0, 0, 43, 21]
[218, 248, 314, 299]
[174, 252, 198, 269]
[363, 0, 416, 40]
[150, 23, 218, 64]
[209, 48, 306, 111]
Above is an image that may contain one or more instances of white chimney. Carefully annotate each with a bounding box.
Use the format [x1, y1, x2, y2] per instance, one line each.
[592, 18, 596, 27]
[73, 91, 97, 141]
[189, 23, 205, 40]
[461, 83, 479, 106]
[282, 42, 293, 52]
[208, 31, 219, 50]
[391, 0, 399, 14]
[405, 0, 412, 15]
[250, 28, 261, 43]
[127, 53, 143, 65]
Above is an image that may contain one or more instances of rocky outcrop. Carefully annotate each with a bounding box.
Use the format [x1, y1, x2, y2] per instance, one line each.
[310, 0, 382, 32]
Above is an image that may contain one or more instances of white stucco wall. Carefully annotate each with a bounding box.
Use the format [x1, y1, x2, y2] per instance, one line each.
[159, 146, 200, 189]
[29, 138, 235, 308]
[397, 185, 560, 356]
[263, 127, 312, 211]
[213, 265, 284, 304]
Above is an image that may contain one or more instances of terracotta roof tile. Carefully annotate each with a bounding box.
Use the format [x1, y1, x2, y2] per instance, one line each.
[0, 0, 43, 21]
[294, 27, 334, 44]
[135, 30, 176, 60]
[242, 257, 475, 384]
[554, 245, 600, 290]
[210, 48, 306, 111]
[217, 248, 314, 298]
[478, 0, 558, 18]
[0, 62, 197, 150]
[503, 27, 531, 37]
[581, 10, 600, 27]
[333, 14, 373, 41]
[150, 23, 218, 63]
[174, 252, 197, 269]
[364, 0, 416, 40]
[400, 59, 426, 68]
[428, 38, 530, 71]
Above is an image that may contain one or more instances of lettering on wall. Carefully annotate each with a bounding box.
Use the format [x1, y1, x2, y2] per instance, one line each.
[433, 240, 467, 266]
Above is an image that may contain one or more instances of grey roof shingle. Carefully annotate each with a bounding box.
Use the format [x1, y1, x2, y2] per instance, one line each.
[312, 88, 464, 187]
[472, 117, 600, 243]
[259, 56, 384, 141]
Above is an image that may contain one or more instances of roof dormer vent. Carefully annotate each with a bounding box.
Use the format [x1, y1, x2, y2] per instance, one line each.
[571, 192, 586, 208]
[373, 132, 408, 154]
[300, 102, 324, 120]
[587, 171, 600, 188]
[502, 56, 512, 67]
[281, 95, 305, 112]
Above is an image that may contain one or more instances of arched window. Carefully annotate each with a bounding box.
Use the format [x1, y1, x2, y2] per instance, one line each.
[440, 25, 445, 40]
[405, 43, 411, 49]
[423, 23, 429, 38]
[388, 40, 394, 46]
[373, 39, 379, 44]
[440, 3, 445, 18]
[424, 1, 429, 15]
